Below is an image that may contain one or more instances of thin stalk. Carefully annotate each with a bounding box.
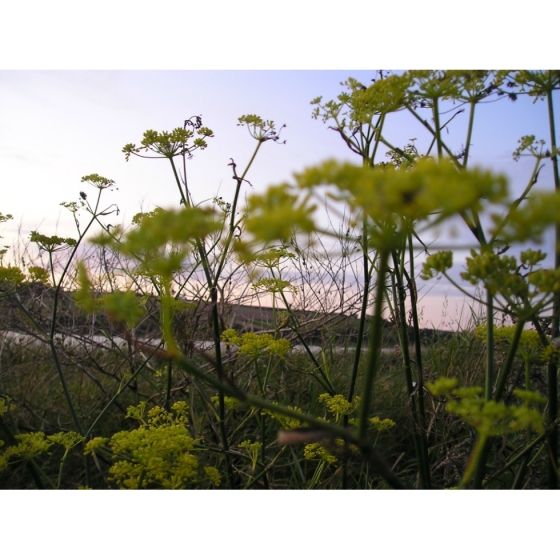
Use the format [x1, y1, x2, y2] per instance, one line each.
[273, 275, 335, 394]
[405, 234, 431, 485]
[405, 235, 425, 408]
[40, 189, 111, 438]
[347, 222, 373, 401]
[490, 156, 546, 244]
[209, 294, 236, 488]
[405, 105, 461, 166]
[215, 141, 263, 280]
[546, 87, 559, 490]
[473, 318, 525, 488]
[169, 155, 235, 487]
[483, 431, 550, 487]
[391, 250, 430, 489]
[343, 223, 374, 492]
[462, 101, 477, 168]
[165, 359, 173, 412]
[347, 132, 383, 401]
[85, 349, 159, 438]
[511, 358, 534, 488]
[358, 250, 388, 441]
[493, 319, 525, 402]
[368, 114, 385, 165]
[484, 291, 495, 401]
[259, 413, 270, 489]
[459, 433, 488, 489]
[245, 446, 287, 489]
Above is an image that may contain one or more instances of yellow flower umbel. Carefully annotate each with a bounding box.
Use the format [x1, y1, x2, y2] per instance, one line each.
[244, 157, 508, 252]
[221, 329, 291, 359]
[86, 401, 220, 489]
[426, 378, 545, 438]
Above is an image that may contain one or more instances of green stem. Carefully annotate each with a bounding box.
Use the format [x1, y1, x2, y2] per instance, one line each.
[405, 235, 431, 487]
[462, 101, 476, 168]
[369, 114, 385, 165]
[473, 317, 526, 487]
[169, 156, 236, 488]
[165, 359, 173, 412]
[347, 220, 373, 401]
[493, 319, 525, 402]
[460, 433, 488, 489]
[490, 156, 545, 243]
[391, 249, 430, 488]
[273, 275, 335, 394]
[546, 87, 559, 490]
[485, 291, 495, 401]
[511, 359, 534, 488]
[483, 429, 552, 487]
[85, 348, 162, 438]
[259, 414, 269, 489]
[358, 250, 388, 441]
[215, 141, 263, 280]
[433, 98, 443, 158]
[56, 449, 70, 489]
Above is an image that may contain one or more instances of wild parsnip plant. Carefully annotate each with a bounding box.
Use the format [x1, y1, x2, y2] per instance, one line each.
[1, 71, 559, 489]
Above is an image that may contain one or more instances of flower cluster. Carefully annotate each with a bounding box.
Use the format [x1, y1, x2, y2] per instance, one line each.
[30, 231, 77, 252]
[211, 395, 244, 411]
[262, 404, 303, 430]
[123, 126, 213, 161]
[0, 422, 84, 479]
[253, 247, 295, 268]
[318, 393, 360, 417]
[491, 191, 560, 244]
[0, 432, 53, 463]
[304, 441, 338, 464]
[239, 440, 262, 472]
[81, 174, 115, 190]
[368, 417, 397, 432]
[426, 378, 545, 437]
[462, 248, 560, 310]
[243, 185, 317, 246]
[237, 115, 285, 143]
[420, 251, 453, 280]
[85, 401, 220, 489]
[512, 135, 551, 161]
[27, 266, 50, 284]
[268, 157, 508, 251]
[475, 324, 545, 364]
[221, 329, 291, 359]
[0, 265, 25, 287]
[92, 205, 221, 279]
[506, 71, 560, 101]
[252, 278, 297, 294]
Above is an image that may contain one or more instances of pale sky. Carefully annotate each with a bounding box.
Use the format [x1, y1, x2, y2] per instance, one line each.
[1, 70, 558, 328]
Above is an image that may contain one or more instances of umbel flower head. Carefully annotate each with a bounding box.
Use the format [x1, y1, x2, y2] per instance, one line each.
[30, 231, 77, 252]
[244, 157, 508, 251]
[294, 157, 507, 223]
[122, 124, 214, 161]
[91, 205, 221, 279]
